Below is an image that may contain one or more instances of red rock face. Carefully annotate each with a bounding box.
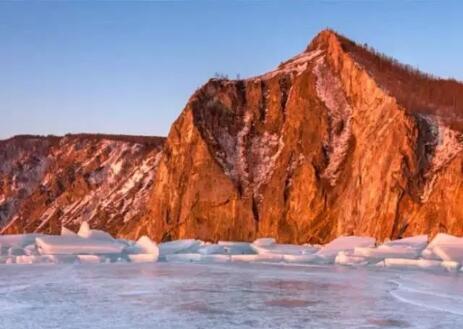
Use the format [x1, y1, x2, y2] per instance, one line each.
[127, 30, 463, 243]
[1, 30, 462, 243]
[0, 134, 164, 236]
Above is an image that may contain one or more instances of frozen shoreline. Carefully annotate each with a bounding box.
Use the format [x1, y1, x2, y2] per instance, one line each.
[1, 222, 463, 275]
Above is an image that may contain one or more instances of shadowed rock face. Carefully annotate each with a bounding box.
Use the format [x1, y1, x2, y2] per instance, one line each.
[125, 30, 463, 243]
[0, 134, 164, 235]
[2, 30, 463, 243]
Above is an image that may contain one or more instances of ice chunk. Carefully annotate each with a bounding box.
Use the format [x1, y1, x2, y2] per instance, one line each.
[335, 251, 368, 266]
[0, 234, 44, 248]
[159, 240, 201, 257]
[384, 258, 443, 271]
[217, 241, 255, 255]
[199, 255, 231, 263]
[61, 226, 76, 236]
[165, 253, 202, 263]
[198, 244, 227, 255]
[316, 236, 376, 262]
[354, 245, 420, 261]
[433, 244, 463, 263]
[421, 233, 463, 260]
[441, 261, 461, 272]
[135, 236, 159, 259]
[77, 221, 114, 240]
[252, 243, 318, 256]
[77, 255, 107, 264]
[231, 254, 283, 263]
[383, 235, 428, 250]
[36, 236, 125, 255]
[77, 221, 90, 236]
[282, 254, 322, 264]
[253, 238, 276, 247]
[8, 247, 25, 256]
[15, 255, 48, 265]
[23, 244, 38, 256]
[128, 254, 158, 263]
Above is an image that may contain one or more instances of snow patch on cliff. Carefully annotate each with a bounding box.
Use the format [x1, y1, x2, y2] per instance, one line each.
[314, 57, 353, 186]
[419, 114, 463, 202]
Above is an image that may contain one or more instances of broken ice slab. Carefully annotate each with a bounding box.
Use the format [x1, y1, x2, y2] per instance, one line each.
[421, 233, 463, 261]
[0, 234, 45, 248]
[315, 236, 376, 262]
[198, 244, 227, 255]
[384, 258, 461, 272]
[252, 238, 276, 247]
[282, 254, 324, 264]
[128, 254, 159, 263]
[158, 239, 202, 257]
[36, 235, 125, 255]
[354, 245, 420, 261]
[335, 251, 369, 266]
[231, 254, 284, 263]
[383, 235, 428, 250]
[217, 241, 255, 255]
[251, 243, 319, 256]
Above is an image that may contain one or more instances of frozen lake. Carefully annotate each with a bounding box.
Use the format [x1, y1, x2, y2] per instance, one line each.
[0, 263, 462, 329]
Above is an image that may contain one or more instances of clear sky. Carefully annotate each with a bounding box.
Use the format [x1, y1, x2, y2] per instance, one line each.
[1, 0, 462, 139]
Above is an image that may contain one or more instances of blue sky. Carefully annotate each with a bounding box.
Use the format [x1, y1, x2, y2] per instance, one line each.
[1, 0, 462, 139]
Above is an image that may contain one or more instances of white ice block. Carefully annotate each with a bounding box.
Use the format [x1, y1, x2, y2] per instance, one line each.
[128, 254, 158, 263]
[354, 245, 420, 261]
[198, 244, 227, 255]
[335, 251, 368, 266]
[135, 236, 159, 260]
[252, 243, 318, 256]
[36, 235, 125, 255]
[253, 238, 276, 247]
[217, 241, 255, 255]
[165, 253, 202, 263]
[316, 236, 376, 262]
[159, 239, 202, 257]
[0, 234, 45, 248]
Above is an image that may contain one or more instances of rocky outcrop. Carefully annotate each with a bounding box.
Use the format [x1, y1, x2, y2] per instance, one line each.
[2, 30, 462, 243]
[127, 30, 463, 243]
[0, 134, 164, 235]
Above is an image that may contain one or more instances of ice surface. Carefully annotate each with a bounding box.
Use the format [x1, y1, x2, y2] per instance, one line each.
[36, 236, 125, 255]
[0, 263, 462, 329]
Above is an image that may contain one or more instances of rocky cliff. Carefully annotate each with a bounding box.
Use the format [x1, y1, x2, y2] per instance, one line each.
[0, 134, 164, 235]
[2, 30, 463, 243]
[125, 30, 463, 243]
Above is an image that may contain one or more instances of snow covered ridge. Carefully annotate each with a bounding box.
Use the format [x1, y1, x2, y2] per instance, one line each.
[1, 224, 463, 273]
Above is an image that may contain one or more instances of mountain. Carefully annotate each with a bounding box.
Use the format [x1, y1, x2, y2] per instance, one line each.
[0, 134, 164, 235]
[1, 30, 463, 243]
